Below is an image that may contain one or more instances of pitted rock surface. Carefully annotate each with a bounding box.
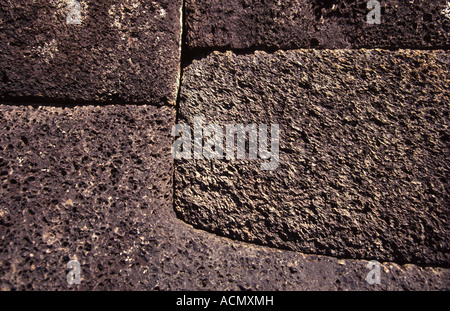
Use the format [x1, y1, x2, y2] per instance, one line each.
[0, 0, 182, 104]
[185, 0, 450, 50]
[0, 0, 449, 291]
[175, 49, 450, 266]
[0, 103, 448, 290]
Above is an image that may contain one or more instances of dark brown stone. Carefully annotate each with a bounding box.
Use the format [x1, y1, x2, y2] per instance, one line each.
[0, 0, 449, 292]
[0, 0, 182, 104]
[0, 103, 448, 290]
[0, 104, 175, 290]
[175, 49, 450, 266]
[185, 0, 450, 50]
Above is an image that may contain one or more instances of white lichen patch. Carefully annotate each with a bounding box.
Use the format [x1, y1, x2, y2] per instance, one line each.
[109, 1, 142, 30]
[442, 1, 450, 19]
[32, 39, 59, 63]
[0, 207, 9, 217]
[47, 0, 68, 9]
[152, 1, 166, 17]
[108, 4, 122, 29]
[109, 0, 166, 30]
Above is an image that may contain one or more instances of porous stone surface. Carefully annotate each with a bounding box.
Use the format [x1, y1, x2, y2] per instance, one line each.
[175, 49, 450, 266]
[0, 0, 182, 104]
[185, 0, 450, 50]
[0, 104, 175, 290]
[1, 103, 448, 290]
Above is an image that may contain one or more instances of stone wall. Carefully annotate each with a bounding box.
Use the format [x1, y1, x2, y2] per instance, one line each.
[0, 0, 448, 290]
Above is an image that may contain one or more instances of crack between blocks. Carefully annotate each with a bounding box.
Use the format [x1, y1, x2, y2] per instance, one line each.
[181, 45, 449, 71]
[0, 96, 170, 107]
[174, 213, 450, 270]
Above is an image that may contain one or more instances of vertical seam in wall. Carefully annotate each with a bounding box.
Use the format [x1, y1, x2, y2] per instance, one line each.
[172, 0, 186, 218]
[175, 0, 185, 124]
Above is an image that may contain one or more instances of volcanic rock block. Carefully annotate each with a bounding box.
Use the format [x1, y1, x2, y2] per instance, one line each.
[175, 49, 450, 266]
[185, 0, 450, 50]
[0, 104, 175, 289]
[0, 104, 448, 290]
[0, 0, 182, 104]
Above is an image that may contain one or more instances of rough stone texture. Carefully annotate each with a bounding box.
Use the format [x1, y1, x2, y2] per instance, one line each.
[185, 0, 450, 50]
[0, 0, 449, 292]
[0, 104, 174, 290]
[0, 0, 182, 104]
[175, 49, 450, 267]
[1, 103, 448, 290]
